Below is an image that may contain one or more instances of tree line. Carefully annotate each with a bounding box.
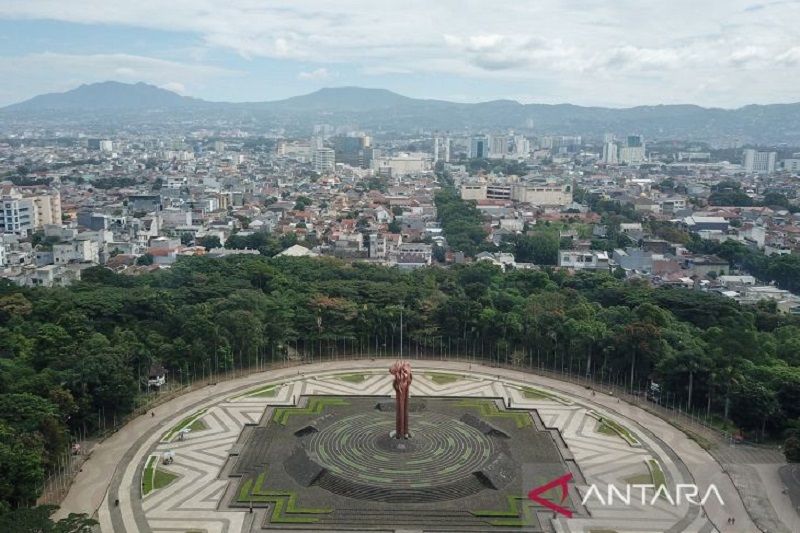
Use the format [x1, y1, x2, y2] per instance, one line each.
[1, 256, 800, 519]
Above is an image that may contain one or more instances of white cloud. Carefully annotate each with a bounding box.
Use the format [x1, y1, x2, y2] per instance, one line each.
[298, 67, 330, 80]
[160, 81, 187, 94]
[0, 1, 800, 106]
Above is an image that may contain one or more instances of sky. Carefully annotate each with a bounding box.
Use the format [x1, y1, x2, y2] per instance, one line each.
[0, 1, 799, 108]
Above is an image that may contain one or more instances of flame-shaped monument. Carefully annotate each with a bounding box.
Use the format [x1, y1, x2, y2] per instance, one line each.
[389, 360, 412, 439]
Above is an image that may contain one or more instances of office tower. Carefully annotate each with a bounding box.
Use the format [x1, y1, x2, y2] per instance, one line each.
[470, 136, 488, 159]
[333, 135, 370, 167]
[313, 148, 336, 173]
[743, 149, 777, 174]
[619, 135, 646, 164]
[602, 141, 618, 164]
[489, 135, 510, 158]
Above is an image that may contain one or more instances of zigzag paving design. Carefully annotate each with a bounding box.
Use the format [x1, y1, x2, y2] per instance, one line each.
[106, 367, 718, 533]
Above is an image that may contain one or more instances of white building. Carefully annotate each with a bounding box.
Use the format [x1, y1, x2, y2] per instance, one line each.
[743, 149, 777, 174]
[460, 182, 572, 206]
[602, 141, 618, 164]
[558, 250, 610, 270]
[619, 146, 646, 164]
[313, 148, 336, 173]
[53, 239, 100, 265]
[372, 154, 429, 176]
[780, 158, 800, 172]
[1, 187, 62, 235]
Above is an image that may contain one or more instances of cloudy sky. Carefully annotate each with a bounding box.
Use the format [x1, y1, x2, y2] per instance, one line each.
[0, 1, 799, 108]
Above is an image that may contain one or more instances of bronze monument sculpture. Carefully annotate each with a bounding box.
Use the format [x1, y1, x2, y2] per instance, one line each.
[389, 360, 412, 439]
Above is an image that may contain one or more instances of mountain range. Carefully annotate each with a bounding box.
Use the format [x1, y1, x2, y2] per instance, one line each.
[3, 81, 800, 144]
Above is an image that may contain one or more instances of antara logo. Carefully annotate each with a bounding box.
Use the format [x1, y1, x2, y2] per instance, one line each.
[528, 473, 574, 518]
[528, 473, 725, 518]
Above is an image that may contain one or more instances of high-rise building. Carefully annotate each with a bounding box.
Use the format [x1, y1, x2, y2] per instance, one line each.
[743, 149, 777, 174]
[470, 136, 488, 159]
[333, 135, 370, 168]
[489, 135, 510, 158]
[510, 135, 530, 158]
[626, 135, 643, 148]
[313, 148, 336, 173]
[602, 141, 618, 164]
[619, 135, 646, 164]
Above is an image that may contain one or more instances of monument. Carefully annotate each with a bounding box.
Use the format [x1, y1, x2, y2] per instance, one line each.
[390, 360, 412, 439]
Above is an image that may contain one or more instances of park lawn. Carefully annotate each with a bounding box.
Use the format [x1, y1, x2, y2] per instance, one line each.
[427, 372, 463, 385]
[152, 468, 178, 491]
[595, 417, 638, 445]
[142, 456, 178, 496]
[648, 459, 666, 489]
[162, 409, 207, 441]
[337, 373, 368, 384]
[141, 456, 157, 495]
[521, 386, 565, 402]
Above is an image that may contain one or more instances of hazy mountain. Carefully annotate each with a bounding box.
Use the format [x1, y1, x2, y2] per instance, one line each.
[4, 82, 800, 143]
[3, 81, 205, 112]
[262, 86, 416, 112]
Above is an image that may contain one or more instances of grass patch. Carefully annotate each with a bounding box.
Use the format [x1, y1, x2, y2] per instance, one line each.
[272, 397, 349, 425]
[471, 495, 535, 527]
[648, 459, 666, 490]
[594, 415, 638, 445]
[188, 418, 207, 431]
[456, 399, 531, 428]
[521, 386, 567, 403]
[162, 409, 207, 442]
[427, 372, 463, 385]
[336, 373, 367, 384]
[152, 468, 178, 490]
[141, 456, 157, 496]
[142, 455, 178, 496]
[235, 384, 279, 399]
[238, 469, 331, 524]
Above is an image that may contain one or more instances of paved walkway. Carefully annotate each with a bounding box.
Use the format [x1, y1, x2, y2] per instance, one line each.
[56, 359, 785, 532]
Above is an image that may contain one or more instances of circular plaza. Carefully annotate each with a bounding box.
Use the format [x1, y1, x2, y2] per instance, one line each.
[57, 360, 756, 532]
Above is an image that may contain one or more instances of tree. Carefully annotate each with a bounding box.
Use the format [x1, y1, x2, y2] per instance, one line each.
[785, 436, 800, 463]
[0, 505, 96, 532]
[197, 235, 221, 251]
[293, 196, 313, 211]
[0, 422, 45, 508]
[136, 254, 154, 266]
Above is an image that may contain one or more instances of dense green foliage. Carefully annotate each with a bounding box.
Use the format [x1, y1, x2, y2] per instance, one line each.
[2, 256, 800, 513]
[688, 239, 800, 293]
[435, 190, 488, 256]
[0, 505, 95, 532]
[708, 181, 753, 206]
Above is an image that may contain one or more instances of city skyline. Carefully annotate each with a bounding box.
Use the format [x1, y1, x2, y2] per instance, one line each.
[1, 1, 799, 108]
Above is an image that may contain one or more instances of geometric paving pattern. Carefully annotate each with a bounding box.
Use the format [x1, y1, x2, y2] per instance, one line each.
[106, 368, 718, 532]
